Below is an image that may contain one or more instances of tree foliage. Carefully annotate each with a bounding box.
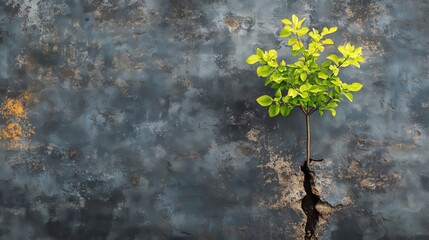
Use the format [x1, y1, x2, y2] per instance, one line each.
[246, 14, 364, 118]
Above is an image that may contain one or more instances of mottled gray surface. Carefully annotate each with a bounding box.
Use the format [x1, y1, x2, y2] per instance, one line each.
[0, 0, 428, 239]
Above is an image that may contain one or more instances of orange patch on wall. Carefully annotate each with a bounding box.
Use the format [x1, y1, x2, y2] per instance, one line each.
[0, 92, 34, 143]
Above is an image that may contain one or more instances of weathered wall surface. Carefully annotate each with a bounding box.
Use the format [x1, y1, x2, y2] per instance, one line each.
[0, 0, 428, 239]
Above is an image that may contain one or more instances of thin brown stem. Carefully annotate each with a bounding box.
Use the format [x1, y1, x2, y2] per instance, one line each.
[310, 98, 332, 115]
[306, 114, 311, 166]
[309, 107, 317, 115]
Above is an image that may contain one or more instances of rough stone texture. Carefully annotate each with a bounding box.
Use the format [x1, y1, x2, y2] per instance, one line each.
[0, 0, 428, 239]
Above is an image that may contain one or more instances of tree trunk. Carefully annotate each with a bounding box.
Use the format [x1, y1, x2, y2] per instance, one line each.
[306, 114, 311, 166]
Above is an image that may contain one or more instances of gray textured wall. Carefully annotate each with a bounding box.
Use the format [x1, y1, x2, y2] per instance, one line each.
[1, 0, 429, 239]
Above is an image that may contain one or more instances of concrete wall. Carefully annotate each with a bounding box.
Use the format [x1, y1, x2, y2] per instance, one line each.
[0, 0, 428, 239]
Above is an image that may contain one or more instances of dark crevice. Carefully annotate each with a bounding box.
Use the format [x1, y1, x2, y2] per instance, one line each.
[301, 162, 320, 240]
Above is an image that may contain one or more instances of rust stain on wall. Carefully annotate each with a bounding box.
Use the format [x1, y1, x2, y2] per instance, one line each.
[0, 92, 34, 146]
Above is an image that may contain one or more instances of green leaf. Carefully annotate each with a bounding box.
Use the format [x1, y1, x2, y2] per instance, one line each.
[342, 60, 351, 67]
[310, 61, 319, 69]
[262, 51, 269, 61]
[267, 60, 278, 67]
[348, 82, 363, 92]
[329, 65, 339, 76]
[318, 72, 329, 79]
[268, 104, 280, 117]
[331, 77, 342, 87]
[299, 91, 308, 98]
[300, 83, 311, 92]
[350, 52, 359, 58]
[280, 28, 291, 38]
[350, 60, 360, 68]
[327, 54, 339, 65]
[343, 92, 353, 102]
[292, 50, 300, 56]
[322, 38, 334, 45]
[268, 49, 278, 58]
[256, 95, 273, 107]
[270, 73, 285, 83]
[282, 96, 290, 103]
[271, 82, 281, 88]
[292, 43, 302, 51]
[256, 48, 264, 58]
[282, 18, 292, 25]
[346, 43, 354, 52]
[355, 47, 362, 54]
[264, 77, 273, 86]
[288, 38, 298, 45]
[327, 101, 338, 109]
[292, 14, 298, 25]
[257, 65, 275, 77]
[296, 18, 306, 29]
[329, 27, 338, 33]
[246, 54, 261, 64]
[321, 61, 331, 69]
[309, 86, 323, 93]
[295, 61, 304, 68]
[275, 89, 282, 98]
[297, 27, 309, 37]
[356, 55, 365, 63]
[288, 88, 298, 98]
[338, 45, 348, 57]
[300, 72, 307, 81]
[309, 28, 322, 42]
[321, 27, 329, 36]
[329, 108, 336, 116]
[280, 105, 292, 117]
[334, 86, 341, 93]
[321, 26, 337, 36]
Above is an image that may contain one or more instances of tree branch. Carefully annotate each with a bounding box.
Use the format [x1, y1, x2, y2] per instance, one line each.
[300, 106, 307, 115]
[310, 98, 332, 115]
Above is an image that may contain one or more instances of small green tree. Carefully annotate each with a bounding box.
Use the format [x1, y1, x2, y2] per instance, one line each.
[246, 14, 364, 167]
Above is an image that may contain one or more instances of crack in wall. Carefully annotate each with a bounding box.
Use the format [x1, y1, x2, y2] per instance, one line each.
[258, 151, 344, 239]
[301, 163, 320, 240]
[300, 162, 345, 240]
